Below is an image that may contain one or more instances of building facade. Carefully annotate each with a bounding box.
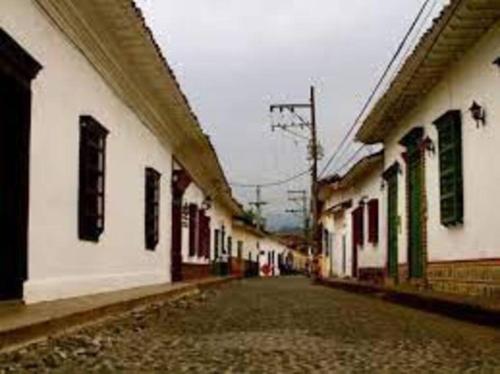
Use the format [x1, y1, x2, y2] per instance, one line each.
[356, 0, 500, 296]
[319, 153, 385, 283]
[0, 0, 241, 303]
[232, 219, 263, 277]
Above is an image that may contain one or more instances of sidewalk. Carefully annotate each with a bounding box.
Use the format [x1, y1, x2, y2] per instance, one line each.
[317, 277, 500, 328]
[0, 276, 236, 351]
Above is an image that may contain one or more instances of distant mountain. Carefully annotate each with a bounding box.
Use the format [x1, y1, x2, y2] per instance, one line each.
[265, 212, 303, 233]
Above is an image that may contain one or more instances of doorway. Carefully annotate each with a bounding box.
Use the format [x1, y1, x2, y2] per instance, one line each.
[400, 128, 425, 280]
[383, 163, 400, 281]
[0, 29, 41, 301]
[171, 168, 191, 282]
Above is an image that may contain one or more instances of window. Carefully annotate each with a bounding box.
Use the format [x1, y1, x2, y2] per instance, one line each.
[352, 205, 364, 248]
[145, 168, 160, 250]
[200, 213, 211, 259]
[78, 115, 109, 242]
[367, 199, 379, 244]
[227, 236, 232, 258]
[237, 241, 243, 260]
[433, 110, 463, 226]
[221, 226, 226, 253]
[197, 209, 205, 258]
[323, 229, 329, 257]
[188, 203, 198, 256]
[214, 229, 220, 259]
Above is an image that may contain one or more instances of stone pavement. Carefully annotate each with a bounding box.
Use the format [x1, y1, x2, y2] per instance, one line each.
[1, 276, 500, 373]
[0, 277, 232, 351]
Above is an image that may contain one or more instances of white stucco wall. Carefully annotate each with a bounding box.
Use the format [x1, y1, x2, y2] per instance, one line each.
[2, 0, 174, 303]
[321, 191, 351, 278]
[208, 201, 233, 261]
[383, 20, 500, 264]
[181, 181, 209, 265]
[320, 164, 385, 278]
[354, 170, 386, 270]
[320, 214, 335, 277]
[260, 237, 289, 276]
[232, 226, 261, 262]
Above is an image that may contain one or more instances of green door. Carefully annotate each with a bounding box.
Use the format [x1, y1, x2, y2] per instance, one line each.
[407, 142, 424, 279]
[387, 173, 398, 279]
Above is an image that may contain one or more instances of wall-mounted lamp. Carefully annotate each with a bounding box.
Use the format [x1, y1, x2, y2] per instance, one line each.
[469, 101, 486, 128]
[421, 136, 436, 155]
[181, 202, 190, 228]
[380, 179, 385, 191]
[359, 196, 369, 206]
[201, 196, 213, 211]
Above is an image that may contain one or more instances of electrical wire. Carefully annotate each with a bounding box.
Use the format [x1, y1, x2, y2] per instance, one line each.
[392, 0, 439, 79]
[332, 144, 367, 175]
[319, 0, 433, 178]
[231, 169, 310, 189]
[327, 0, 439, 177]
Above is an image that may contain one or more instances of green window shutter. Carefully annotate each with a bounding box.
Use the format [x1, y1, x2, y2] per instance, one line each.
[433, 110, 463, 226]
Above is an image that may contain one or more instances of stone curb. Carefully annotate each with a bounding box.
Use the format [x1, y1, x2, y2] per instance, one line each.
[317, 278, 500, 328]
[0, 276, 238, 352]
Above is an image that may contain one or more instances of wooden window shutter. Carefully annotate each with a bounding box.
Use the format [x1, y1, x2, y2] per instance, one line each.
[368, 199, 379, 244]
[237, 241, 243, 259]
[352, 206, 364, 248]
[433, 110, 464, 226]
[323, 229, 329, 257]
[188, 203, 197, 257]
[78, 116, 109, 242]
[205, 216, 211, 259]
[197, 209, 205, 258]
[214, 229, 220, 259]
[145, 168, 161, 250]
[358, 205, 364, 246]
[228, 236, 233, 258]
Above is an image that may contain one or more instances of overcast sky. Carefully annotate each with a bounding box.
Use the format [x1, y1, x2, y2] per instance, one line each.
[136, 0, 447, 229]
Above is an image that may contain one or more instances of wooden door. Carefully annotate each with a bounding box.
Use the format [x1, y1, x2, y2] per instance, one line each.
[407, 143, 424, 279]
[0, 71, 30, 300]
[171, 169, 191, 282]
[351, 211, 359, 278]
[387, 172, 399, 280]
[342, 235, 346, 275]
[0, 30, 40, 301]
[171, 192, 183, 282]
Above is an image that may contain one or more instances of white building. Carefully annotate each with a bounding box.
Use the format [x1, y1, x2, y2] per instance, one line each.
[356, 0, 500, 296]
[232, 219, 264, 277]
[0, 0, 240, 303]
[319, 152, 385, 283]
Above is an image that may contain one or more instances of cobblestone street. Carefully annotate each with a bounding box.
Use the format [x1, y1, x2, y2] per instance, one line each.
[1, 277, 500, 373]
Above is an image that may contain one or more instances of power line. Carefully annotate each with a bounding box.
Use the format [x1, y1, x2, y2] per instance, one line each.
[392, 0, 439, 78]
[249, 185, 268, 231]
[230, 169, 310, 189]
[332, 144, 366, 175]
[319, 0, 433, 178]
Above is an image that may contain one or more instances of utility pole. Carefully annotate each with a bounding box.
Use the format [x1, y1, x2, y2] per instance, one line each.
[286, 190, 309, 241]
[270, 86, 320, 255]
[249, 185, 268, 231]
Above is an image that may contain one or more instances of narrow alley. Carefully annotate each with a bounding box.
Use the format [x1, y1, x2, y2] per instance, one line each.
[1, 277, 499, 373]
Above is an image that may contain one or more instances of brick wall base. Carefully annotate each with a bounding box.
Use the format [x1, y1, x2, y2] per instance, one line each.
[398, 264, 408, 284]
[427, 259, 500, 298]
[358, 267, 385, 285]
[243, 260, 259, 277]
[230, 258, 244, 277]
[181, 263, 211, 281]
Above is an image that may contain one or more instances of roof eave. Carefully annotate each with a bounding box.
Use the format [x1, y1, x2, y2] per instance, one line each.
[356, 0, 500, 144]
